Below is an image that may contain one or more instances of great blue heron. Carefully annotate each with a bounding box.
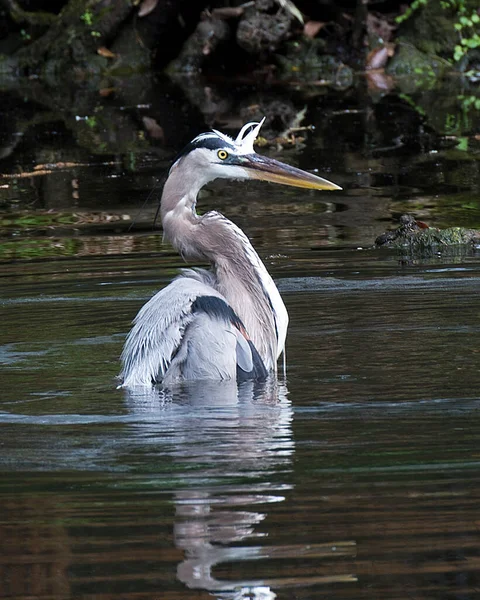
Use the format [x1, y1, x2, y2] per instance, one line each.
[120, 119, 341, 387]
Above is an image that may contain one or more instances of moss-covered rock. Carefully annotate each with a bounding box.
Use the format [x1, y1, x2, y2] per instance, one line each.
[389, 0, 480, 75]
[376, 214, 480, 253]
[276, 38, 353, 90]
[387, 41, 450, 86]
[397, 1, 460, 57]
[237, 0, 293, 54]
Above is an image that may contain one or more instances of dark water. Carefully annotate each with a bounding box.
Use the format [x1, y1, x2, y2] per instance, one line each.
[1, 79, 480, 599]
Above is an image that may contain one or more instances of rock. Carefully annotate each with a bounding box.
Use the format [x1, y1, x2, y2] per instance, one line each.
[375, 214, 480, 252]
[237, 1, 293, 54]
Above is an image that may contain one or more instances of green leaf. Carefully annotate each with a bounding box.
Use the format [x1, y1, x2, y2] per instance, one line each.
[454, 45, 464, 61]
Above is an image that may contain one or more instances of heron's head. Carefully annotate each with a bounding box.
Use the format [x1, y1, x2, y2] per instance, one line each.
[169, 118, 342, 192]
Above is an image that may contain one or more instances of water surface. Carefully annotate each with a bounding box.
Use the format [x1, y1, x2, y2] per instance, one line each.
[1, 82, 480, 599]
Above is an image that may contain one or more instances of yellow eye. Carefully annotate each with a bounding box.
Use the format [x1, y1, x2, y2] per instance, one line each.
[217, 150, 228, 160]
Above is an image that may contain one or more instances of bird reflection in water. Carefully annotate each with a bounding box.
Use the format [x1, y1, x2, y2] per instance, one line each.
[125, 378, 291, 598]
[124, 380, 356, 598]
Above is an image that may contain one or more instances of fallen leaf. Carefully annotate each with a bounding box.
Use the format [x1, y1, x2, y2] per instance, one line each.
[416, 221, 429, 230]
[366, 71, 394, 92]
[366, 46, 389, 70]
[138, 0, 158, 18]
[304, 20, 325, 38]
[97, 46, 117, 59]
[99, 87, 115, 97]
[142, 116, 165, 141]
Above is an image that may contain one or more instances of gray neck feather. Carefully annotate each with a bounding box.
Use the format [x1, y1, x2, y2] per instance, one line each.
[160, 161, 277, 368]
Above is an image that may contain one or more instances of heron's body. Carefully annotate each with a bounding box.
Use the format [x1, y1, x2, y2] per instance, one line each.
[120, 120, 340, 387]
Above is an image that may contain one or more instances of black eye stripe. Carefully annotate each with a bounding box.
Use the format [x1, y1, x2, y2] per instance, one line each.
[172, 135, 236, 166]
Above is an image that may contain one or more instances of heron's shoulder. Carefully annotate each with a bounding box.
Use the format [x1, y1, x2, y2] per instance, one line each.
[201, 210, 229, 223]
[149, 270, 222, 305]
[176, 267, 218, 289]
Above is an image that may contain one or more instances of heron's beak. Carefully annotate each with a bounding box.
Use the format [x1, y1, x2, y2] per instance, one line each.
[238, 154, 342, 191]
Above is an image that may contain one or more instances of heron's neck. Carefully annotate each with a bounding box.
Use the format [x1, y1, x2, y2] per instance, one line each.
[160, 169, 288, 368]
[200, 214, 288, 371]
[160, 167, 204, 258]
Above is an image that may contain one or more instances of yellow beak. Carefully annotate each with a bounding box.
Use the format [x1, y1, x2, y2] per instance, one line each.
[238, 153, 342, 191]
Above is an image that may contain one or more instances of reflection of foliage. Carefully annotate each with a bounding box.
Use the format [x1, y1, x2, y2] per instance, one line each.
[0, 234, 166, 260]
[398, 93, 426, 116]
[0, 238, 80, 260]
[1, 213, 76, 228]
[397, 87, 479, 137]
[0, 211, 131, 236]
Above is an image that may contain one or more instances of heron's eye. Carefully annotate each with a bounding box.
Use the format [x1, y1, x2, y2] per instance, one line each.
[217, 150, 229, 160]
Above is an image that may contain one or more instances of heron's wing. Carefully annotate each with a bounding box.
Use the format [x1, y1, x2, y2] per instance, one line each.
[120, 272, 224, 387]
[162, 311, 250, 385]
[120, 270, 260, 387]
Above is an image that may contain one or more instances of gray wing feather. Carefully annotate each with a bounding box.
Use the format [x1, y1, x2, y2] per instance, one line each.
[120, 269, 253, 387]
[120, 271, 226, 387]
[235, 330, 254, 373]
[162, 313, 245, 385]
